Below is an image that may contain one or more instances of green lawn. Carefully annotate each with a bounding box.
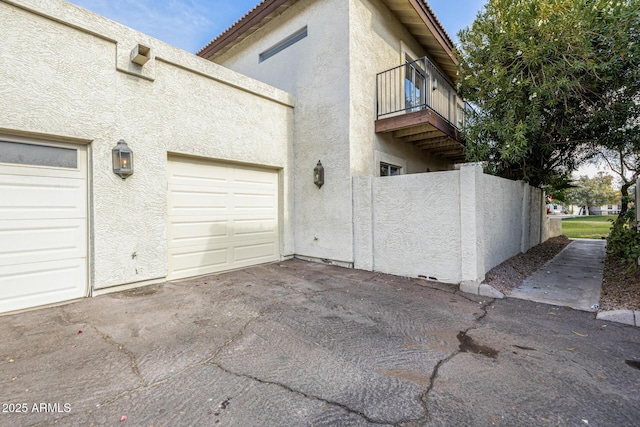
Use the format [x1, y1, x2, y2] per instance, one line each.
[562, 215, 616, 239]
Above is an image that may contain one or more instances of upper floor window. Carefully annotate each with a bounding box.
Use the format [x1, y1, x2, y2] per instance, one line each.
[259, 26, 307, 63]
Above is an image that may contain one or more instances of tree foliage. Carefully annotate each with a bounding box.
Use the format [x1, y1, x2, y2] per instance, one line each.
[565, 172, 618, 212]
[595, 147, 639, 217]
[607, 208, 640, 270]
[457, 0, 640, 186]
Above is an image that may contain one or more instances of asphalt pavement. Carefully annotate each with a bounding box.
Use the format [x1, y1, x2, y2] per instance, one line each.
[1, 259, 638, 426]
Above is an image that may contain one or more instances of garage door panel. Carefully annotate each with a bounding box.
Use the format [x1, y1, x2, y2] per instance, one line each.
[170, 159, 228, 180]
[169, 186, 228, 211]
[168, 247, 229, 277]
[234, 242, 277, 262]
[0, 174, 85, 220]
[167, 157, 279, 280]
[0, 258, 86, 313]
[232, 168, 277, 186]
[0, 219, 85, 267]
[233, 192, 277, 210]
[168, 219, 228, 247]
[233, 218, 277, 237]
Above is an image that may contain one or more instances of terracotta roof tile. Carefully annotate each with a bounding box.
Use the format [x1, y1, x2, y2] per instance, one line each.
[196, 0, 272, 56]
[197, 0, 454, 57]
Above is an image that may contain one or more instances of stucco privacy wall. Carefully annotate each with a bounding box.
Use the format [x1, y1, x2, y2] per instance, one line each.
[354, 171, 463, 283]
[482, 174, 525, 271]
[0, 0, 294, 289]
[354, 165, 550, 283]
[215, 0, 353, 265]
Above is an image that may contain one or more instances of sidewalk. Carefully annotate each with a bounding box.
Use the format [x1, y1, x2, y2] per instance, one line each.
[510, 239, 606, 311]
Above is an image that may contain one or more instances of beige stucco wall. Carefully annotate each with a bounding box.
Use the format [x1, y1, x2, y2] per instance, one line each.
[348, 0, 453, 176]
[0, 0, 294, 290]
[354, 165, 551, 284]
[547, 218, 563, 239]
[354, 171, 463, 283]
[215, 0, 354, 264]
[482, 174, 525, 271]
[214, 0, 455, 265]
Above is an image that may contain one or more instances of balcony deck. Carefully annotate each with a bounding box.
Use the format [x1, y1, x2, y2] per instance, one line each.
[375, 56, 465, 162]
[375, 108, 464, 162]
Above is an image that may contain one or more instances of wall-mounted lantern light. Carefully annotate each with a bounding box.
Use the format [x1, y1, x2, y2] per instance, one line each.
[314, 160, 324, 188]
[112, 139, 133, 180]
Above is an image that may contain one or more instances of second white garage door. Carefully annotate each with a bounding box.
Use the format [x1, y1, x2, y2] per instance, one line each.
[167, 156, 279, 280]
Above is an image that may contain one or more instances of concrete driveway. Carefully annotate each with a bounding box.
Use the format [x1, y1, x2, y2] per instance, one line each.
[1, 260, 639, 426]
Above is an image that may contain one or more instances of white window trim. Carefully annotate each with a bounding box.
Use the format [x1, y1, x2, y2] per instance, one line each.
[374, 151, 406, 177]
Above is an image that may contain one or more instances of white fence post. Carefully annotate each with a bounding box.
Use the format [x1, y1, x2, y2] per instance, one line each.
[353, 176, 374, 271]
[521, 182, 530, 253]
[460, 164, 485, 283]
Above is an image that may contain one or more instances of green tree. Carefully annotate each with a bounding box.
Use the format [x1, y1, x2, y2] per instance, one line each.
[457, 0, 640, 187]
[565, 173, 618, 215]
[595, 147, 639, 218]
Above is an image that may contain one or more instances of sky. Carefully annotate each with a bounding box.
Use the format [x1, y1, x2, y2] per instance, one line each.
[66, 0, 487, 53]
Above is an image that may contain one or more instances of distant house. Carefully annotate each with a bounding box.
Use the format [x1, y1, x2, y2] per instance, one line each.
[564, 204, 621, 216]
[546, 204, 565, 214]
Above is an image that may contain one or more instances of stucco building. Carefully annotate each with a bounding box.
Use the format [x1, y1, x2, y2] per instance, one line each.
[0, 0, 553, 314]
[198, 0, 467, 267]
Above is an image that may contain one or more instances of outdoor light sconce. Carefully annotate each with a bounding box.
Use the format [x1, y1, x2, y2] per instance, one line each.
[112, 139, 133, 180]
[314, 160, 324, 188]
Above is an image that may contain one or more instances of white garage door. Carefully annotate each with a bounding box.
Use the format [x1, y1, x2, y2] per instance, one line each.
[167, 156, 279, 280]
[0, 139, 87, 313]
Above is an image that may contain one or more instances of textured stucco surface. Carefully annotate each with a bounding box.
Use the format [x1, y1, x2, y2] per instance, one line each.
[352, 176, 373, 271]
[0, 0, 294, 290]
[354, 166, 550, 283]
[546, 217, 563, 239]
[481, 174, 547, 271]
[482, 174, 525, 271]
[368, 172, 462, 283]
[527, 186, 544, 250]
[348, 0, 453, 176]
[214, 0, 456, 266]
[216, 0, 354, 264]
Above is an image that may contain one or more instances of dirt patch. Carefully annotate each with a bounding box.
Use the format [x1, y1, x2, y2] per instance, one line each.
[600, 253, 640, 311]
[109, 285, 161, 298]
[483, 236, 571, 296]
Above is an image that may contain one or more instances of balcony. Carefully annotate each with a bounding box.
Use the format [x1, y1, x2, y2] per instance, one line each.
[375, 56, 466, 162]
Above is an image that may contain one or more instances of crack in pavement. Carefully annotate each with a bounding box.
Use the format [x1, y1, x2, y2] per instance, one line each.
[89, 324, 145, 386]
[30, 313, 263, 427]
[205, 313, 261, 363]
[399, 298, 496, 426]
[30, 281, 496, 427]
[209, 361, 392, 426]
